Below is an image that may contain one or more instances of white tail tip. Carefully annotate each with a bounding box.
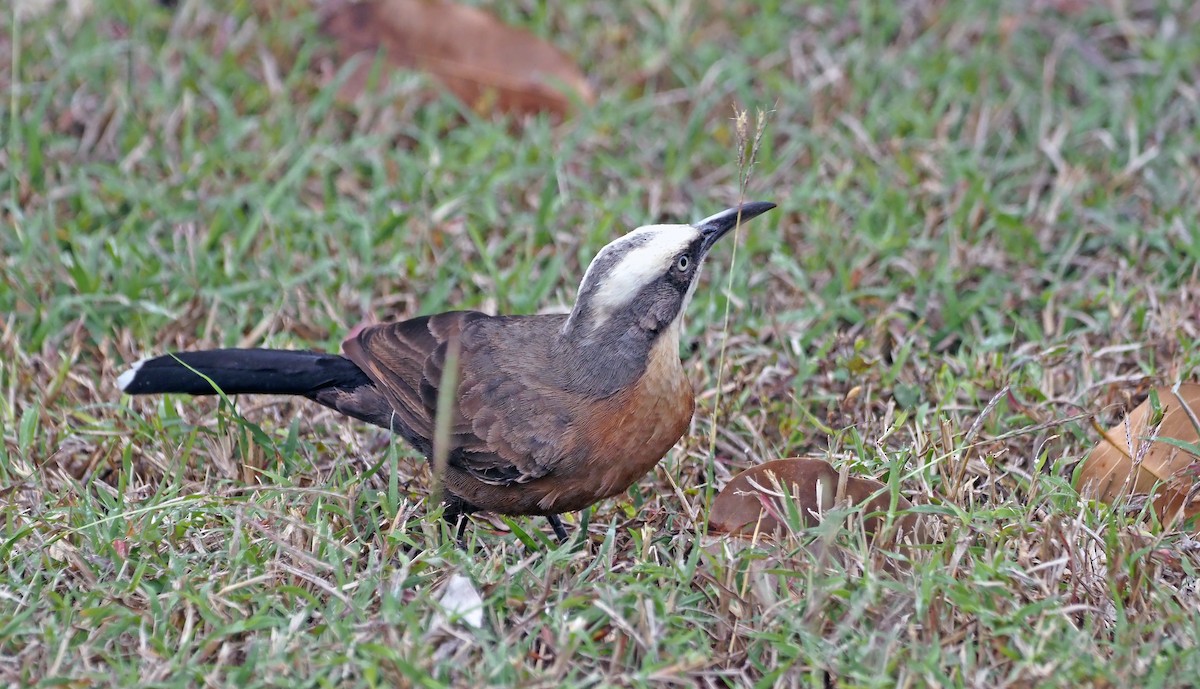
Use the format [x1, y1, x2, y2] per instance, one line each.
[116, 359, 145, 392]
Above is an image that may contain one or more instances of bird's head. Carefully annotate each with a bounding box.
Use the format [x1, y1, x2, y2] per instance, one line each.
[563, 201, 776, 343]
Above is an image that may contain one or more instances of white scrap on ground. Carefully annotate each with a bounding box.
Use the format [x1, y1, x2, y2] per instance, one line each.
[436, 573, 484, 629]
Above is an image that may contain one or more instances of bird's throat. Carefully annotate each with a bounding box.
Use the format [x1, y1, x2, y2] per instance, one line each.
[643, 315, 686, 385]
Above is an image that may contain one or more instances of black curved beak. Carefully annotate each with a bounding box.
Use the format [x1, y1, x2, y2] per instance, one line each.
[695, 201, 777, 253]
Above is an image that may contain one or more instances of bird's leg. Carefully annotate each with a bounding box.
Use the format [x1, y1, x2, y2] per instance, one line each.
[546, 514, 569, 543]
[442, 498, 476, 549]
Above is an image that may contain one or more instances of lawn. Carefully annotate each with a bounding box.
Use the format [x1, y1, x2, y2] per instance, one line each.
[3, 0, 1199, 687]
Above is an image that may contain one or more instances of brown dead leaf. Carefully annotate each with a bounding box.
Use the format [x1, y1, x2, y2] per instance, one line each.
[319, 0, 595, 118]
[1077, 384, 1200, 529]
[708, 458, 928, 548]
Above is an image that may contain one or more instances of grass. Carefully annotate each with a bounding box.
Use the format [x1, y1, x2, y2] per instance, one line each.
[3, 0, 1200, 686]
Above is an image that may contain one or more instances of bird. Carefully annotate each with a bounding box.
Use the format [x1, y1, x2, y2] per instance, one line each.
[117, 201, 776, 542]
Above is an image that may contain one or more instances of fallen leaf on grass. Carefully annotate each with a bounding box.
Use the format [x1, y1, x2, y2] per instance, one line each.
[708, 457, 928, 548]
[319, 0, 595, 118]
[1077, 384, 1200, 529]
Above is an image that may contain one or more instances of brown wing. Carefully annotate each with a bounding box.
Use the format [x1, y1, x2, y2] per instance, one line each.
[342, 312, 579, 486]
[341, 311, 484, 450]
[451, 316, 583, 485]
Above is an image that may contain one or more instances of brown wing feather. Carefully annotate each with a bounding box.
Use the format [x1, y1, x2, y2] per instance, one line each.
[341, 311, 485, 448]
[453, 317, 581, 485]
[342, 311, 578, 487]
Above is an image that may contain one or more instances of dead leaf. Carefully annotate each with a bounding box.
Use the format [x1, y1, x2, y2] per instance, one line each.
[708, 458, 928, 547]
[1077, 384, 1200, 529]
[47, 538, 77, 562]
[319, 0, 595, 118]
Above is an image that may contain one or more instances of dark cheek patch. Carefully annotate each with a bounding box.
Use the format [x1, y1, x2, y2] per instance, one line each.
[630, 280, 683, 332]
[560, 265, 691, 398]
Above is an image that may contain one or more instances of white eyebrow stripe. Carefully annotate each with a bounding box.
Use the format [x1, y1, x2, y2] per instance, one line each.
[587, 225, 697, 318]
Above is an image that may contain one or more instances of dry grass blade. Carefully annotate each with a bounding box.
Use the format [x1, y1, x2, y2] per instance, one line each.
[431, 338, 462, 510]
[707, 107, 770, 471]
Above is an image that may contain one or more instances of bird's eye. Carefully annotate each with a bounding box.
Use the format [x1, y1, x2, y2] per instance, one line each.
[676, 255, 690, 271]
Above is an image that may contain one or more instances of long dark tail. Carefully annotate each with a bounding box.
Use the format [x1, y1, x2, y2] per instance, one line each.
[117, 349, 373, 397]
[117, 348, 396, 429]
